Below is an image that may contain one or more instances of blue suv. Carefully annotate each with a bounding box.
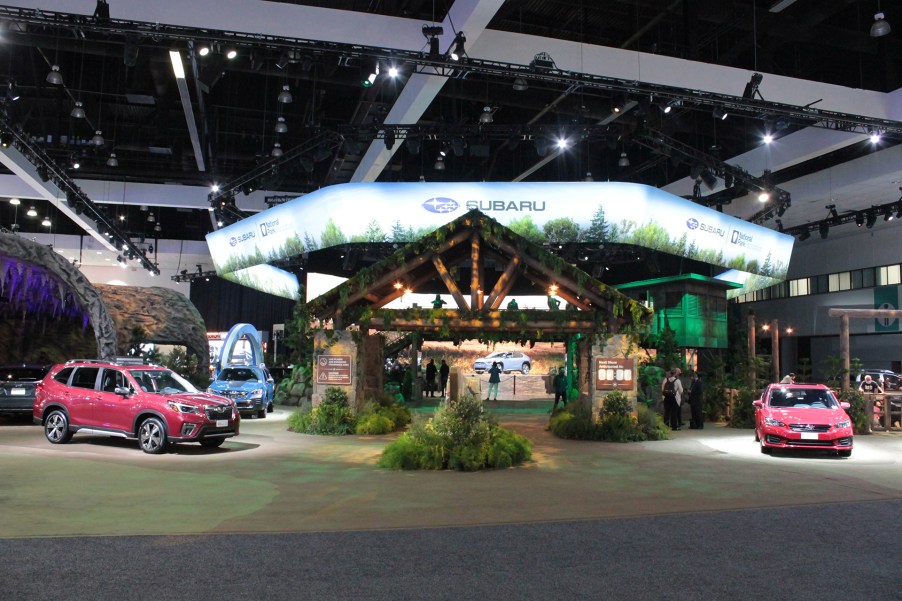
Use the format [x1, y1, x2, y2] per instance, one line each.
[207, 365, 275, 418]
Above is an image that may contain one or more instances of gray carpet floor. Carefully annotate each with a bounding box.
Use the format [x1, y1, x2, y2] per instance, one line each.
[4, 499, 900, 601]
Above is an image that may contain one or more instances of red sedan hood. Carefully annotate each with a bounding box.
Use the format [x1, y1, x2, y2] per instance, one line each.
[770, 407, 848, 423]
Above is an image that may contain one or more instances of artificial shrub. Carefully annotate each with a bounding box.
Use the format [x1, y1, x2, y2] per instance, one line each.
[600, 390, 631, 417]
[549, 401, 598, 440]
[599, 413, 645, 442]
[636, 404, 670, 440]
[837, 389, 869, 434]
[288, 386, 355, 435]
[377, 394, 533, 471]
[286, 407, 313, 433]
[355, 412, 394, 435]
[727, 387, 758, 429]
[549, 393, 670, 442]
[289, 389, 411, 437]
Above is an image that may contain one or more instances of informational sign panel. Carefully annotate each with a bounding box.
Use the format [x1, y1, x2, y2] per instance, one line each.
[874, 286, 900, 332]
[595, 358, 634, 390]
[207, 182, 794, 299]
[317, 355, 352, 386]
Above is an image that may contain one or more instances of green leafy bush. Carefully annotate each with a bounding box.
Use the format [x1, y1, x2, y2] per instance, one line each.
[550, 398, 670, 442]
[727, 387, 758, 428]
[487, 427, 532, 468]
[287, 407, 313, 432]
[549, 401, 598, 440]
[599, 413, 645, 442]
[377, 394, 532, 471]
[288, 387, 355, 435]
[837, 389, 869, 434]
[600, 390, 632, 417]
[355, 412, 394, 435]
[636, 404, 670, 440]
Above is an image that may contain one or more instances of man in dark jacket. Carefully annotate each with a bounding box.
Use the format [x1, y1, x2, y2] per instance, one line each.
[552, 366, 568, 412]
[439, 359, 450, 397]
[425, 359, 437, 397]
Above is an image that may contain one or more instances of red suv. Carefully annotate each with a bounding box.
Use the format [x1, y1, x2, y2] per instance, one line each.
[33, 359, 239, 454]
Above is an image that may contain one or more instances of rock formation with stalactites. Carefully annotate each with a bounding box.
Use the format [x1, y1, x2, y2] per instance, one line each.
[95, 284, 209, 373]
[0, 232, 117, 360]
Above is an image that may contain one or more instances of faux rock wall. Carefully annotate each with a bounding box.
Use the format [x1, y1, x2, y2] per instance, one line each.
[95, 284, 210, 372]
[0, 233, 117, 360]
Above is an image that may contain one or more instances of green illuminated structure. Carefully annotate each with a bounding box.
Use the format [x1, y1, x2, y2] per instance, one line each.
[616, 274, 742, 349]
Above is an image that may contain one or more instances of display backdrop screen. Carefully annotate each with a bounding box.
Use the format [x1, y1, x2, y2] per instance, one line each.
[206, 182, 794, 300]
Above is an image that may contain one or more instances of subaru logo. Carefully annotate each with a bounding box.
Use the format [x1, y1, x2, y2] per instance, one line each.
[686, 218, 699, 230]
[422, 197, 459, 214]
[229, 237, 237, 246]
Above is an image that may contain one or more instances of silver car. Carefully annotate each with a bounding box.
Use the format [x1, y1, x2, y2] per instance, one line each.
[473, 351, 532, 375]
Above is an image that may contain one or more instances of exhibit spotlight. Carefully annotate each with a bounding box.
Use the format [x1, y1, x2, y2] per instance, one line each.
[277, 84, 293, 104]
[360, 58, 380, 88]
[866, 211, 878, 229]
[449, 31, 467, 61]
[871, 3, 891, 37]
[422, 24, 443, 57]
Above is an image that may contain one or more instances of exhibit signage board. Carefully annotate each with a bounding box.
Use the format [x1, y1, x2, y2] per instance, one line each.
[316, 354, 352, 386]
[595, 357, 635, 390]
[206, 181, 794, 300]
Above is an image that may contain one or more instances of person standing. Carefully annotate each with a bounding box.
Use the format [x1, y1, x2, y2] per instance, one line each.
[425, 359, 437, 397]
[552, 366, 568, 412]
[486, 361, 502, 401]
[780, 373, 796, 384]
[688, 372, 704, 429]
[859, 374, 884, 428]
[661, 369, 683, 430]
[439, 359, 450, 397]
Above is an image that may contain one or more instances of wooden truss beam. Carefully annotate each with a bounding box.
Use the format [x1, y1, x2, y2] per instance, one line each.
[367, 310, 597, 335]
[432, 255, 470, 310]
[485, 234, 609, 309]
[485, 256, 521, 310]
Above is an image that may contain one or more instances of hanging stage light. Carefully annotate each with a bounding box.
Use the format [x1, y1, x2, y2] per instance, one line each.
[618, 151, 630, 168]
[360, 58, 380, 87]
[422, 24, 444, 58]
[277, 85, 293, 104]
[866, 211, 878, 229]
[449, 31, 466, 61]
[46, 64, 63, 85]
[742, 73, 764, 99]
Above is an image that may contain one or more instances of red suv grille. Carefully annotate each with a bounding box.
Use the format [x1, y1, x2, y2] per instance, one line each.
[205, 405, 232, 420]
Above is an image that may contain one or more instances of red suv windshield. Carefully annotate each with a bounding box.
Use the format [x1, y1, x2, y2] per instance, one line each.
[128, 368, 197, 394]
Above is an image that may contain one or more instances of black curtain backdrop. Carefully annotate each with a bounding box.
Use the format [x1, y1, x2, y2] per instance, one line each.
[189, 276, 297, 335]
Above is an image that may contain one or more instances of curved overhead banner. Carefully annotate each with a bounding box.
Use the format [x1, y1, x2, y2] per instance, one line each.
[206, 182, 794, 299]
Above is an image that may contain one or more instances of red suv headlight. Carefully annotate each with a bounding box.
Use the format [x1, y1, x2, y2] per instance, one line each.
[167, 400, 200, 414]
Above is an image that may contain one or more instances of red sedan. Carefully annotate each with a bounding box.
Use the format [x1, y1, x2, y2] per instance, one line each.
[753, 383, 853, 457]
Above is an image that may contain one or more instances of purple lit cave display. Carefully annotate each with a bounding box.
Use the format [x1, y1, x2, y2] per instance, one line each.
[0, 233, 117, 363]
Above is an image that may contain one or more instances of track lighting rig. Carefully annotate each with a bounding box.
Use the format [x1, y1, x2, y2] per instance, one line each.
[171, 264, 217, 283]
[207, 131, 342, 222]
[783, 198, 902, 241]
[632, 128, 792, 224]
[0, 112, 159, 275]
[2, 6, 901, 137]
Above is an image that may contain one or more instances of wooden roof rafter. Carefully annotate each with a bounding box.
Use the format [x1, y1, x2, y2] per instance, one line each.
[306, 210, 652, 339]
